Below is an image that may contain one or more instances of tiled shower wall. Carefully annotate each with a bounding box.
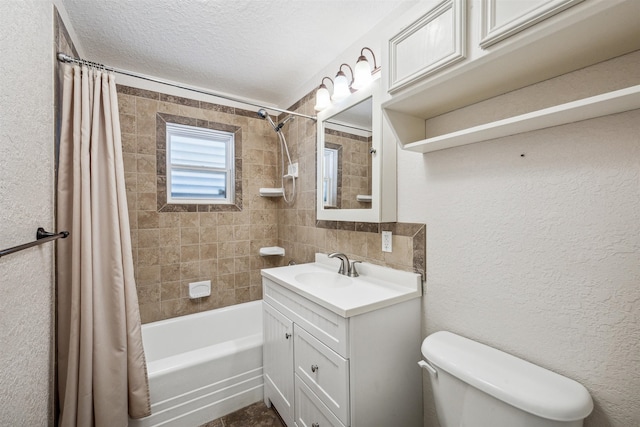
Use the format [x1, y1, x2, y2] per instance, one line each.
[119, 85, 425, 323]
[117, 86, 286, 323]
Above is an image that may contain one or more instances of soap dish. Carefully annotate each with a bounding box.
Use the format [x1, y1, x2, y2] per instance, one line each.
[189, 280, 211, 299]
[259, 246, 285, 256]
[356, 194, 372, 202]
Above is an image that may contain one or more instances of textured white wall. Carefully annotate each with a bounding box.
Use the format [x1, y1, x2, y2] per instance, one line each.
[0, 2, 55, 425]
[398, 53, 640, 427]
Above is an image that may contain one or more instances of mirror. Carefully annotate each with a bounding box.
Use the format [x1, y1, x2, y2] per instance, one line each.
[322, 97, 373, 210]
[316, 78, 397, 223]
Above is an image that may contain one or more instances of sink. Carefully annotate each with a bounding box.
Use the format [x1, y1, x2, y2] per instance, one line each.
[295, 272, 353, 288]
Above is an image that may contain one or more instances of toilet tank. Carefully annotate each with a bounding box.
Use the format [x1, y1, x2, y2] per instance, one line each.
[421, 331, 593, 427]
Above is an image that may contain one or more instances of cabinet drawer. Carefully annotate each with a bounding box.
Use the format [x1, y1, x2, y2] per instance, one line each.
[263, 278, 348, 356]
[295, 326, 349, 426]
[295, 376, 346, 427]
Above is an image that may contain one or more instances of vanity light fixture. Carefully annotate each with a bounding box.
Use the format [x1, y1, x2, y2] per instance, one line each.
[331, 63, 354, 102]
[314, 76, 334, 112]
[352, 47, 380, 90]
[315, 47, 380, 111]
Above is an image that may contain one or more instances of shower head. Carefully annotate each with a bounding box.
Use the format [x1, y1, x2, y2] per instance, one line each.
[275, 115, 294, 132]
[257, 109, 278, 132]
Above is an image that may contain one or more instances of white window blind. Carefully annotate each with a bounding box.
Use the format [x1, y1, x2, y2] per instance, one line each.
[166, 123, 234, 204]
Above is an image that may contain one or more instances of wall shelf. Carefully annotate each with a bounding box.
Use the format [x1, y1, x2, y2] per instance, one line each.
[393, 85, 640, 153]
[259, 246, 285, 257]
[259, 188, 284, 197]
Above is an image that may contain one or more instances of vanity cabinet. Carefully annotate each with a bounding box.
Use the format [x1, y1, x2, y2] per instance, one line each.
[262, 278, 422, 427]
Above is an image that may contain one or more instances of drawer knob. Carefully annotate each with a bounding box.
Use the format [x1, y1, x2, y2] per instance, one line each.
[311, 364, 319, 373]
[285, 333, 291, 339]
[312, 423, 320, 427]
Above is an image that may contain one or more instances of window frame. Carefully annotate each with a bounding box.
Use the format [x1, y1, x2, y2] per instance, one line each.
[165, 122, 235, 205]
[156, 112, 242, 213]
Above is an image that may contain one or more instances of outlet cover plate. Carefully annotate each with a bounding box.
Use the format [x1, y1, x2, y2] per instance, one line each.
[382, 231, 392, 252]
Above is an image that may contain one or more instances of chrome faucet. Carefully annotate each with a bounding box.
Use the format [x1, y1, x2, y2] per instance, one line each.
[328, 252, 350, 275]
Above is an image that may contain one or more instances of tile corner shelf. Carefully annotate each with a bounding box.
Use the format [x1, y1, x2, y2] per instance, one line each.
[259, 188, 284, 197]
[387, 85, 640, 154]
[259, 246, 285, 257]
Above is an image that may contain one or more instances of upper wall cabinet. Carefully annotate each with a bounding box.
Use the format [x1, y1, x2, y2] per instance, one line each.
[388, 0, 466, 93]
[382, 0, 640, 152]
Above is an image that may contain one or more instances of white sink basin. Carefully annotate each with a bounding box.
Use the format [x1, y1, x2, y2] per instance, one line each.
[295, 272, 352, 288]
[261, 253, 422, 317]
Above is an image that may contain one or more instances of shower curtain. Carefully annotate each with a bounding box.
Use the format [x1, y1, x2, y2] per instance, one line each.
[56, 64, 151, 426]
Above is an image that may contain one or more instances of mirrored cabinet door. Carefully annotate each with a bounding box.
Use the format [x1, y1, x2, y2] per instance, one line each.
[316, 78, 396, 223]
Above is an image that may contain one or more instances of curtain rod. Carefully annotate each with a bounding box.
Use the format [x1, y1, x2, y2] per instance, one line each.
[56, 53, 317, 121]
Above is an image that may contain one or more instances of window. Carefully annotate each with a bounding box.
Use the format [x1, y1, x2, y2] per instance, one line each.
[323, 147, 339, 207]
[166, 123, 234, 204]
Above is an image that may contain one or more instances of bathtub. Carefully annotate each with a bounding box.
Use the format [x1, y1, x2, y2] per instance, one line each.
[129, 300, 264, 427]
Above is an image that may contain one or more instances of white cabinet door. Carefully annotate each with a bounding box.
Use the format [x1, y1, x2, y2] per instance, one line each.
[264, 302, 295, 426]
[388, 0, 466, 93]
[480, 0, 584, 48]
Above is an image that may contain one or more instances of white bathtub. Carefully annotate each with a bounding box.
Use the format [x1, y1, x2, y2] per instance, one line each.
[129, 300, 264, 427]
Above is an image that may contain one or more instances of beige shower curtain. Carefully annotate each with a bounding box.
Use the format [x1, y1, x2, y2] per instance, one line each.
[56, 64, 151, 426]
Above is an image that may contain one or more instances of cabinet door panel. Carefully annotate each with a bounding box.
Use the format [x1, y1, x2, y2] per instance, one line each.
[295, 326, 349, 426]
[480, 0, 584, 48]
[295, 377, 346, 427]
[264, 302, 294, 425]
[389, 0, 466, 93]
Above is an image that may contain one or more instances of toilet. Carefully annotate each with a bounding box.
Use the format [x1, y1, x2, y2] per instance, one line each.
[419, 331, 593, 427]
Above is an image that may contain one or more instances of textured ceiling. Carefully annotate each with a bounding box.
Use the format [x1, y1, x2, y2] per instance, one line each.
[61, 0, 414, 108]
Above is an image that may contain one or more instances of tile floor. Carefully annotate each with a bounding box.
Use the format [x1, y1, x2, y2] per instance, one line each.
[199, 402, 285, 427]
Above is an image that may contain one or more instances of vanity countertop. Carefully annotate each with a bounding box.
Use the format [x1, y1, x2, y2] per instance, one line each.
[261, 253, 422, 317]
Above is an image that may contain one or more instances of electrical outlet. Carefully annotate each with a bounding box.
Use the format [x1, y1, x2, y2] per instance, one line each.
[382, 231, 392, 252]
[287, 162, 299, 177]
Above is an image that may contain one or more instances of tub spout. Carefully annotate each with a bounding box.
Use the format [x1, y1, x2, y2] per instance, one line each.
[328, 252, 350, 275]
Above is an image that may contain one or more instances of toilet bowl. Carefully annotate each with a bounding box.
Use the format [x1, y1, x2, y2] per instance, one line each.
[419, 331, 593, 427]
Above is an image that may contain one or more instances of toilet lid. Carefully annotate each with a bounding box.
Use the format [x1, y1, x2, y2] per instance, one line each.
[421, 331, 594, 422]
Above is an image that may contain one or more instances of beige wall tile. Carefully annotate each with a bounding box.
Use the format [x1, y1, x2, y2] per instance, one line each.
[180, 228, 200, 245]
[138, 229, 159, 248]
[137, 284, 160, 304]
[159, 246, 180, 265]
[180, 245, 200, 263]
[139, 302, 162, 323]
[180, 212, 199, 228]
[161, 264, 181, 283]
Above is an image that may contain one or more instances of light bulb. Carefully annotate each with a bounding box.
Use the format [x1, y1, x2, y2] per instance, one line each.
[314, 84, 331, 111]
[332, 71, 350, 101]
[352, 56, 372, 90]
